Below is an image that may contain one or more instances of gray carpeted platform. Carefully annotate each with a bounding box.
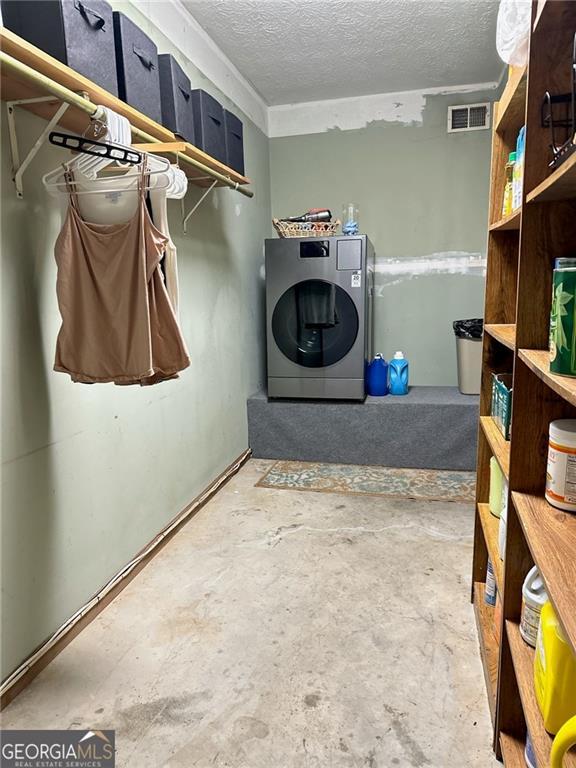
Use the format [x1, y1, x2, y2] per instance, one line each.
[247, 387, 479, 470]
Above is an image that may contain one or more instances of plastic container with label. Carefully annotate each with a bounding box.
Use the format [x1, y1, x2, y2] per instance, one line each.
[489, 456, 504, 517]
[525, 731, 537, 768]
[549, 259, 576, 377]
[534, 601, 576, 734]
[499, 479, 509, 560]
[502, 151, 516, 217]
[485, 559, 497, 606]
[512, 125, 526, 210]
[520, 566, 547, 647]
[545, 419, 576, 512]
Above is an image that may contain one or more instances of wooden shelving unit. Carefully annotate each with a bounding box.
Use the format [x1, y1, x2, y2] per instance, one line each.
[495, 66, 526, 134]
[526, 151, 576, 202]
[507, 620, 576, 768]
[478, 503, 504, 593]
[500, 733, 527, 767]
[484, 323, 516, 350]
[489, 210, 521, 232]
[480, 416, 510, 478]
[472, 2, 576, 764]
[519, 349, 576, 407]
[0, 27, 252, 195]
[473, 582, 500, 723]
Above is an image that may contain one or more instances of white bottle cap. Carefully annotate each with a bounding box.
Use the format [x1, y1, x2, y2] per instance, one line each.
[393, 351, 404, 359]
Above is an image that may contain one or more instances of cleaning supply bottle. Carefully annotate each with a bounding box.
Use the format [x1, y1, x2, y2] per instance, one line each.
[389, 351, 409, 395]
[520, 566, 548, 647]
[489, 456, 504, 517]
[512, 126, 526, 211]
[534, 601, 576, 734]
[366, 354, 388, 396]
[502, 151, 516, 217]
[485, 559, 497, 606]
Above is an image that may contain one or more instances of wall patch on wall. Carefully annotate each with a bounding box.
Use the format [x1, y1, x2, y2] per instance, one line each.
[375, 252, 486, 291]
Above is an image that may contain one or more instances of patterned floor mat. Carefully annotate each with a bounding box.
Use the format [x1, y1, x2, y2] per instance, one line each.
[257, 460, 476, 502]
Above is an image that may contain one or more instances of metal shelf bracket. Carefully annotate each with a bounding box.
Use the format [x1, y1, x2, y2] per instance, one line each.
[181, 179, 218, 233]
[6, 95, 72, 198]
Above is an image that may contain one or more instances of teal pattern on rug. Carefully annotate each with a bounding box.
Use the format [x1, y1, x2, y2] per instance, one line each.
[257, 461, 476, 502]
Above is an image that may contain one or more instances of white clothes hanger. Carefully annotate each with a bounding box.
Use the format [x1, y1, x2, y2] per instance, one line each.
[43, 142, 172, 196]
[68, 106, 132, 179]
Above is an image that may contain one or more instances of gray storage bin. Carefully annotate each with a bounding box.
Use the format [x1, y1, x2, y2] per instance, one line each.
[158, 54, 194, 143]
[224, 109, 244, 175]
[190, 89, 226, 163]
[113, 11, 161, 124]
[1, 0, 118, 95]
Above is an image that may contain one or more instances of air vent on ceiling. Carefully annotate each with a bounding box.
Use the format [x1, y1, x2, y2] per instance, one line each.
[447, 103, 491, 133]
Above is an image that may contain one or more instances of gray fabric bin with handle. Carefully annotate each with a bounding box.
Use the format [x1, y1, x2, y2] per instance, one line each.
[453, 318, 483, 395]
[190, 89, 226, 164]
[224, 109, 244, 175]
[113, 11, 161, 124]
[158, 54, 195, 143]
[1, 0, 118, 95]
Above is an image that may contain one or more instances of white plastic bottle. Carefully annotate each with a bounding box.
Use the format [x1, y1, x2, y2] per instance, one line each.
[520, 566, 548, 647]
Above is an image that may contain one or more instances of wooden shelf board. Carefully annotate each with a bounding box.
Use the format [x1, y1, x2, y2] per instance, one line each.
[478, 503, 504, 594]
[473, 581, 499, 724]
[519, 348, 576, 407]
[507, 620, 576, 768]
[500, 733, 527, 767]
[480, 416, 511, 479]
[489, 210, 521, 232]
[512, 492, 576, 653]
[526, 150, 576, 203]
[495, 67, 527, 134]
[0, 27, 251, 189]
[485, 324, 516, 350]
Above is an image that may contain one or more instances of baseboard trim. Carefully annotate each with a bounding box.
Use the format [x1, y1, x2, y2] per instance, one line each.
[0, 448, 252, 710]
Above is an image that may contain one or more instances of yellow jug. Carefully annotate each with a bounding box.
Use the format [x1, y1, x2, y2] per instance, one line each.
[551, 716, 576, 768]
[534, 601, 576, 734]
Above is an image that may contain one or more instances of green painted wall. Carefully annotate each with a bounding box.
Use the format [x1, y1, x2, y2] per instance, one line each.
[269, 90, 494, 385]
[1, 4, 270, 678]
[0, 5, 496, 681]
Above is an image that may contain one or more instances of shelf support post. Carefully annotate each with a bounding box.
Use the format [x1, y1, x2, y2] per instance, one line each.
[6, 96, 71, 198]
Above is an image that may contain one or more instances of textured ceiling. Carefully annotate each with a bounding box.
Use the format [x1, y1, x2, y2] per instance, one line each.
[182, 0, 502, 106]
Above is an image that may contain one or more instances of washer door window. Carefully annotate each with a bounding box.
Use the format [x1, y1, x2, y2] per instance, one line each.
[272, 279, 359, 368]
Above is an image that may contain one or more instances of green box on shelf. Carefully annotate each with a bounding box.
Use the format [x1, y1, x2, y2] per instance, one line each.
[491, 373, 513, 441]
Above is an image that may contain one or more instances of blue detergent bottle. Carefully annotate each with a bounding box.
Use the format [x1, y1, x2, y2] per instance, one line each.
[389, 351, 409, 395]
[366, 354, 388, 396]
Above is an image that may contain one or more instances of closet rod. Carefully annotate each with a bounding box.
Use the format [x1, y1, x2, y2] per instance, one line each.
[0, 51, 254, 199]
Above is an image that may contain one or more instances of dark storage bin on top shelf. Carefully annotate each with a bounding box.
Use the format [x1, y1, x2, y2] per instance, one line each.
[224, 109, 244, 175]
[190, 89, 226, 164]
[1, 0, 118, 95]
[113, 11, 161, 124]
[158, 54, 195, 143]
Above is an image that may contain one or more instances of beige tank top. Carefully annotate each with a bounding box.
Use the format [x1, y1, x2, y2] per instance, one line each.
[54, 164, 190, 384]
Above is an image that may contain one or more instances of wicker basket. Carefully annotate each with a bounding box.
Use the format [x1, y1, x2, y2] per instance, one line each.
[273, 218, 341, 238]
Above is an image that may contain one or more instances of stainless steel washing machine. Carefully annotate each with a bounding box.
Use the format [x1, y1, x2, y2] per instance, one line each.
[265, 235, 374, 400]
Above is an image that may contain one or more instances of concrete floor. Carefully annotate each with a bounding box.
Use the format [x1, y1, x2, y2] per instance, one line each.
[4, 459, 498, 767]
